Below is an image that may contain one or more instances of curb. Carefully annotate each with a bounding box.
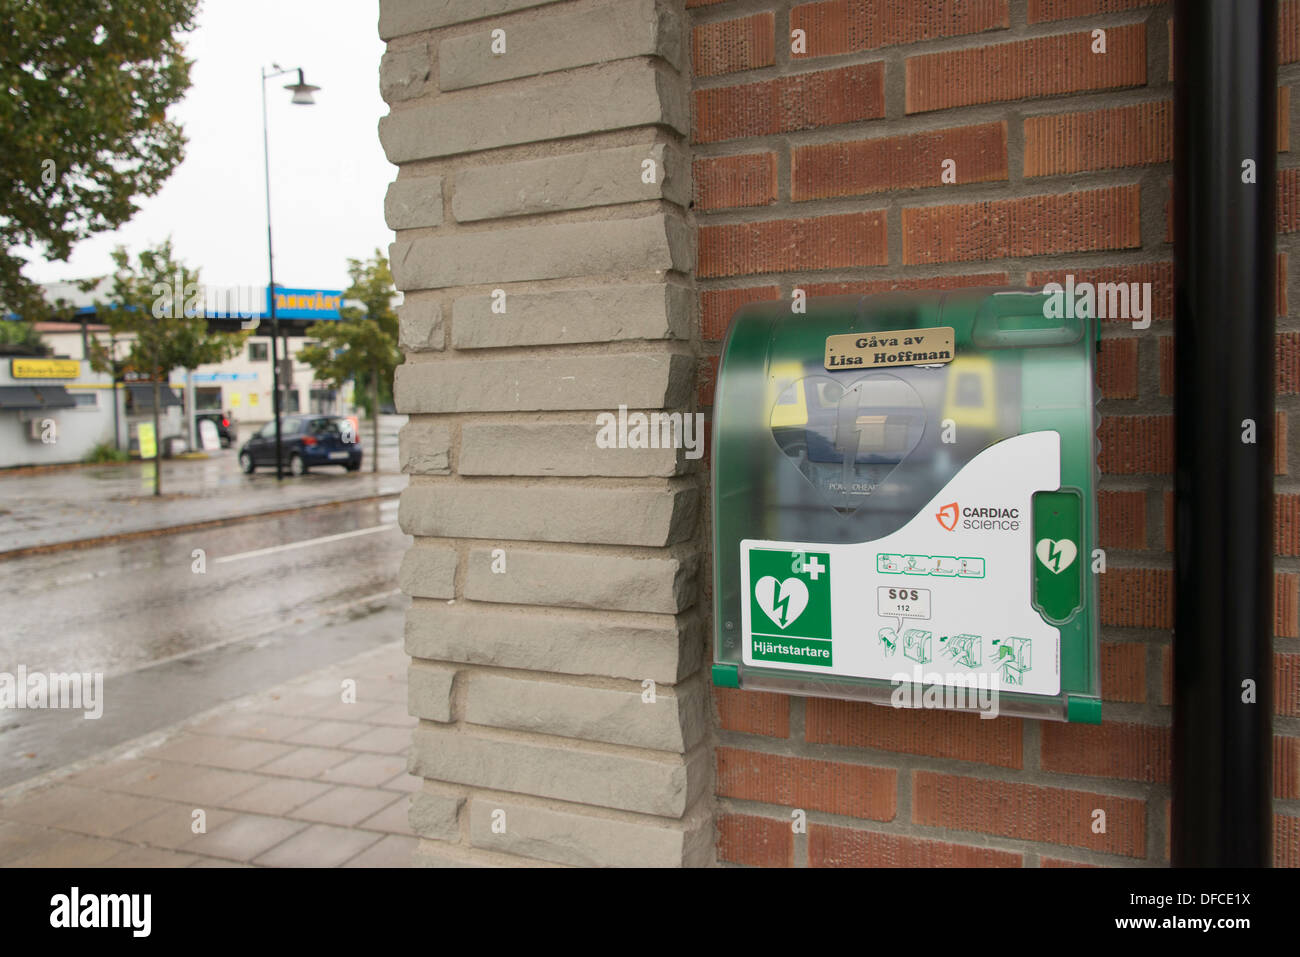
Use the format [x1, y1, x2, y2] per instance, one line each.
[0, 491, 403, 563]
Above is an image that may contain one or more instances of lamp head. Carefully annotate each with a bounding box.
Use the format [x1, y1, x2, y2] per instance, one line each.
[285, 69, 319, 105]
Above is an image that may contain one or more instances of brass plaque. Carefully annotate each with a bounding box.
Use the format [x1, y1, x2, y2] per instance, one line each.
[824, 326, 955, 370]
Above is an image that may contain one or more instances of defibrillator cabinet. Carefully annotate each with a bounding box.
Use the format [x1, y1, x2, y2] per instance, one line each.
[710, 289, 1101, 723]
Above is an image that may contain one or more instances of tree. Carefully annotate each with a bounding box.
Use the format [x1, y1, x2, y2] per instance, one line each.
[87, 240, 245, 496]
[0, 1, 198, 320]
[298, 252, 401, 473]
[0, 319, 52, 356]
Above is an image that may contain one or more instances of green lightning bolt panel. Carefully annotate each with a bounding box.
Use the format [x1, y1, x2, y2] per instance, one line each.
[710, 289, 1101, 723]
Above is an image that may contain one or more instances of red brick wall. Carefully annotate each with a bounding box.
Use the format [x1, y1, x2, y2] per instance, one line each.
[692, 0, 1300, 867]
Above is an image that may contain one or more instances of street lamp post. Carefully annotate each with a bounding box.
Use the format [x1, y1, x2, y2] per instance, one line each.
[260, 64, 319, 480]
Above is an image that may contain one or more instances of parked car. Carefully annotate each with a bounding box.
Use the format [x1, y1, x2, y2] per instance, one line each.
[196, 411, 238, 447]
[239, 414, 361, 475]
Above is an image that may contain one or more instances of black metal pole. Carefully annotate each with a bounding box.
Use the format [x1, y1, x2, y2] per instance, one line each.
[1172, 0, 1276, 867]
[262, 67, 284, 481]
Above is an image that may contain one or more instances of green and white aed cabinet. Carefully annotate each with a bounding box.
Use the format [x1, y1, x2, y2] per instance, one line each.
[710, 290, 1102, 723]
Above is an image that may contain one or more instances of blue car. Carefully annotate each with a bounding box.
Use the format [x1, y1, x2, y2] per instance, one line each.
[239, 414, 362, 475]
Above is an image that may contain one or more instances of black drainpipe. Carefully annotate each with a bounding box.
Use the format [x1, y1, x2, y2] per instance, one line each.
[1172, 0, 1276, 866]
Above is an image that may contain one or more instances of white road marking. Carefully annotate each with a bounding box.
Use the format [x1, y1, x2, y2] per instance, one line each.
[213, 523, 397, 564]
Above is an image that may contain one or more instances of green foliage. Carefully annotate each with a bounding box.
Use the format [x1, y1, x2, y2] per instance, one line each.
[84, 440, 128, 463]
[298, 250, 402, 400]
[0, 318, 51, 356]
[86, 239, 247, 379]
[86, 239, 245, 495]
[0, 0, 198, 319]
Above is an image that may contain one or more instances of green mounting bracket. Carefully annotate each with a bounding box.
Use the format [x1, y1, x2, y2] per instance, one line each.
[712, 663, 741, 689]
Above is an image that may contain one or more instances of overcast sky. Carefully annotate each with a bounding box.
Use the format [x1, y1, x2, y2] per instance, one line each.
[22, 0, 392, 293]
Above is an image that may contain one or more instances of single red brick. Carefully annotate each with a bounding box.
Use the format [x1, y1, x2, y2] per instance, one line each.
[1097, 337, 1138, 398]
[1098, 490, 1146, 550]
[902, 185, 1141, 265]
[905, 24, 1146, 114]
[1278, 571, 1299, 637]
[1098, 415, 1174, 474]
[1026, 262, 1173, 322]
[1279, 653, 1300, 717]
[716, 747, 897, 820]
[1100, 567, 1173, 629]
[1161, 645, 1172, 706]
[1283, 0, 1300, 64]
[1028, 0, 1159, 22]
[1158, 336, 1173, 397]
[1166, 800, 1183, 864]
[1280, 168, 1300, 233]
[912, 771, 1147, 857]
[694, 153, 778, 211]
[693, 13, 776, 78]
[1100, 641, 1146, 703]
[1276, 735, 1300, 799]
[790, 0, 1010, 58]
[714, 686, 790, 737]
[803, 273, 1008, 297]
[1278, 333, 1300, 394]
[805, 697, 1022, 767]
[1277, 412, 1288, 476]
[1041, 720, 1171, 783]
[1278, 495, 1300, 555]
[1276, 814, 1300, 867]
[1025, 101, 1171, 176]
[1281, 252, 1290, 313]
[792, 122, 1008, 200]
[699, 211, 888, 278]
[701, 285, 781, 340]
[810, 824, 1021, 867]
[716, 813, 794, 867]
[694, 62, 885, 144]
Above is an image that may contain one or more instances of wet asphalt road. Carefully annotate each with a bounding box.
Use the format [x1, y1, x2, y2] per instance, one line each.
[0, 415, 408, 554]
[0, 497, 410, 789]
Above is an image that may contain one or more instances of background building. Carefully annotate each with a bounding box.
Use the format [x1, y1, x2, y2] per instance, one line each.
[382, 0, 1299, 868]
[0, 280, 357, 466]
[0, 353, 116, 468]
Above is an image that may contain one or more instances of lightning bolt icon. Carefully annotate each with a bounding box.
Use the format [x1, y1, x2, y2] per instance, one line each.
[1047, 540, 1063, 573]
[772, 589, 793, 626]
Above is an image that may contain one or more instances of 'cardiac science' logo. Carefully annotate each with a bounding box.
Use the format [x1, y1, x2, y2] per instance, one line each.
[935, 502, 958, 531]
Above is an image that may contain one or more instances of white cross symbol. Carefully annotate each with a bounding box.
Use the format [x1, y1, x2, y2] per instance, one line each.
[801, 556, 824, 580]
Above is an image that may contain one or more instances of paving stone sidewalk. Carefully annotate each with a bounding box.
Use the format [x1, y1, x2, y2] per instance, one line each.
[0, 642, 417, 867]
